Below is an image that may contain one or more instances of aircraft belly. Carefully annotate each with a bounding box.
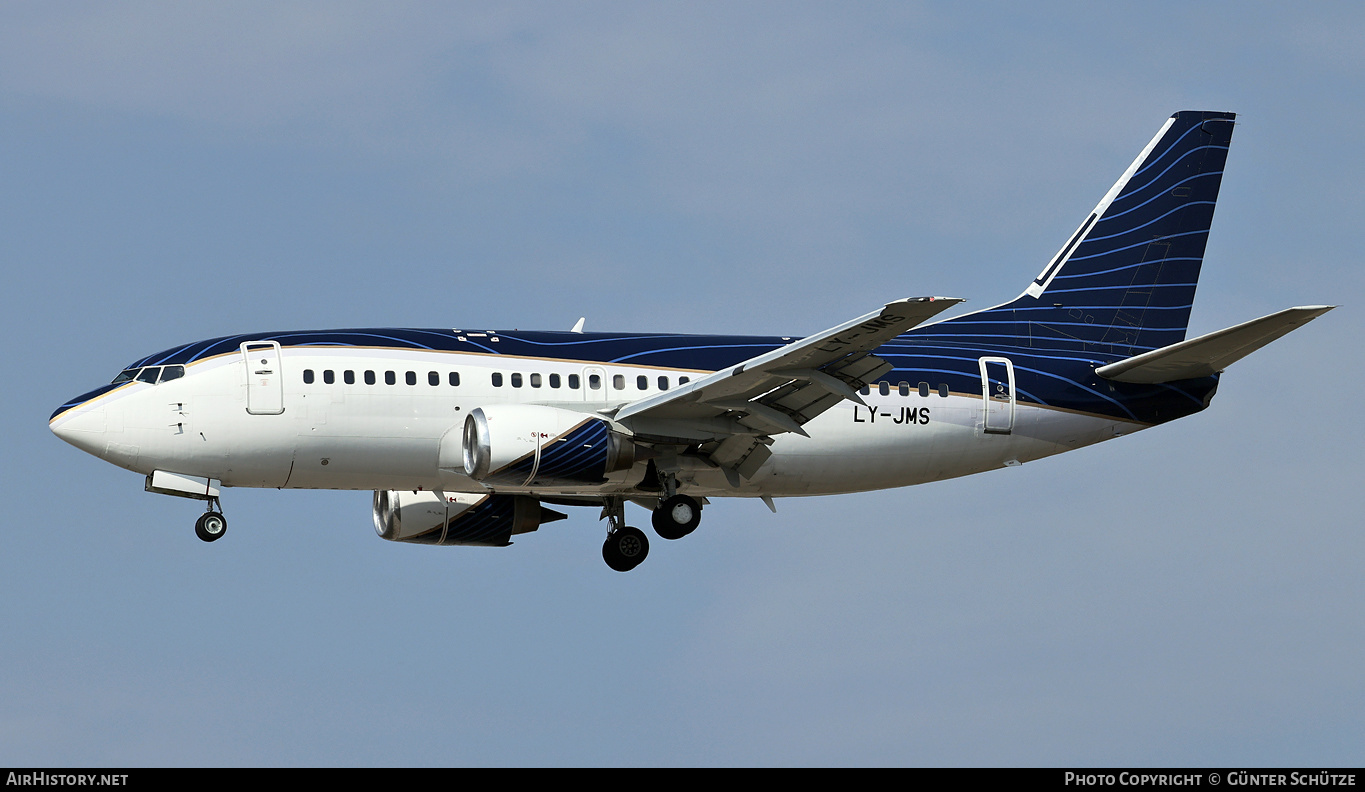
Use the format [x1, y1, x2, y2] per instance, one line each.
[289, 433, 440, 490]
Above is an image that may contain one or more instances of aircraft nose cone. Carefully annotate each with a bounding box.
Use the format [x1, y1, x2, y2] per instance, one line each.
[50, 401, 108, 456]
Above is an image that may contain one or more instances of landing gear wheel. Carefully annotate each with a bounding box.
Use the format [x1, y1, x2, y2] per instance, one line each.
[602, 526, 649, 572]
[195, 511, 228, 543]
[652, 494, 701, 540]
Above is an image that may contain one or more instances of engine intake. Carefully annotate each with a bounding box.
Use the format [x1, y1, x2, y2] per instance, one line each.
[462, 405, 638, 488]
[373, 489, 565, 547]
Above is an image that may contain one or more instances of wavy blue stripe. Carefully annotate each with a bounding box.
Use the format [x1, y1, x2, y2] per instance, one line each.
[1128, 120, 1211, 181]
[1066, 229, 1210, 264]
[1041, 281, 1198, 295]
[1085, 202, 1216, 244]
[494, 332, 703, 347]
[1051, 258, 1203, 283]
[1129, 115, 1230, 183]
[608, 342, 779, 364]
[1122, 145, 1227, 202]
[902, 335, 1165, 353]
[1098, 173, 1221, 223]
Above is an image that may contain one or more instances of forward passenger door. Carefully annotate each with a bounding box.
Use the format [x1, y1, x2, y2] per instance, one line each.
[242, 341, 285, 415]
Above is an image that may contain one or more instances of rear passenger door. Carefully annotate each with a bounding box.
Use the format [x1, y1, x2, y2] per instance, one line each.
[978, 356, 1014, 434]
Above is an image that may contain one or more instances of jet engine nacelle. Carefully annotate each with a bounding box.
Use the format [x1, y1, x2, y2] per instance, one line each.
[373, 489, 565, 547]
[461, 404, 638, 489]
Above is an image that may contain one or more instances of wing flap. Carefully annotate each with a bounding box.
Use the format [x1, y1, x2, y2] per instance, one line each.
[1096, 305, 1334, 384]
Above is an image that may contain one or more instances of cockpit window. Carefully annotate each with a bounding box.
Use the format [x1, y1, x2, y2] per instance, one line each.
[112, 364, 186, 385]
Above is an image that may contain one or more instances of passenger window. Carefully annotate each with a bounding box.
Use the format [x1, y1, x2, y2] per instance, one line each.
[344, 370, 355, 385]
[428, 371, 438, 386]
[303, 369, 315, 384]
[898, 381, 910, 397]
[878, 382, 889, 396]
[364, 371, 376, 385]
[938, 384, 949, 398]
[137, 367, 161, 384]
[160, 366, 185, 383]
[406, 371, 416, 386]
[569, 374, 580, 389]
[511, 373, 523, 388]
[385, 371, 396, 385]
[679, 376, 690, 385]
[492, 373, 503, 387]
[323, 370, 335, 384]
[588, 374, 601, 390]
[860, 385, 871, 396]
[636, 375, 647, 390]
[549, 373, 561, 388]
[449, 372, 460, 387]
[658, 376, 669, 390]
[919, 382, 930, 398]
[530, 373, 542, 388]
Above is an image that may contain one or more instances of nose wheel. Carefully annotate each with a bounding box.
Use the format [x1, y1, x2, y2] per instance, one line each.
[194, 500, 228, 542]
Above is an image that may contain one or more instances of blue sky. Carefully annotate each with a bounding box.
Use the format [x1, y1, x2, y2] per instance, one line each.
[3, 2, 1362, 766]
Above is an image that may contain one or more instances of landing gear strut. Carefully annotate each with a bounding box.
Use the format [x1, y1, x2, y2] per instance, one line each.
[194, 498, 227, 543]
[600, 497, 648, 572]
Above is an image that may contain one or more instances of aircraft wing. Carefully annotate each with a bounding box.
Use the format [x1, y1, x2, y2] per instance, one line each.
[610, 296, 962, 483]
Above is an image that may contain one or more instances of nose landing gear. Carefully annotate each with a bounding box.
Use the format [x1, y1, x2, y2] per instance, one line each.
[194, 498, 228, 543]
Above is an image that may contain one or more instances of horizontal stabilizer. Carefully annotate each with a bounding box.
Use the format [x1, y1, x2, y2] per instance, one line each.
[1096, 306, 1334, 384]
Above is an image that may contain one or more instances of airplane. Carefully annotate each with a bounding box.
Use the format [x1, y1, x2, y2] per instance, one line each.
[50, 110, 1333, 571]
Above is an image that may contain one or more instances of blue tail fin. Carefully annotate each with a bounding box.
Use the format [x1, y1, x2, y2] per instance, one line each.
[932, 111, 1236, 357]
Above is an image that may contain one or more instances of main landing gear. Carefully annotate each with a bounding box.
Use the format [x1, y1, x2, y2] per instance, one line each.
[652, 494, 701, 540]
[601, 498, 648, 572]
[603, 525, 649, 572]
[650, 470, 702, 542]
[194, 498, 228, 543]
[599, 485, 705, 571]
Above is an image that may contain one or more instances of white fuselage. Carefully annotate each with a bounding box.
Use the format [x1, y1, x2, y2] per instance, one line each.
[51, 344, 1144, 501]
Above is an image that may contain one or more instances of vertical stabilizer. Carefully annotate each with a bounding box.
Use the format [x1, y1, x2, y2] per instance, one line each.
[932, 111, 1236, 357]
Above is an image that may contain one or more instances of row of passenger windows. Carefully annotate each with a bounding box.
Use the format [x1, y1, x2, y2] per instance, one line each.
[862, 381, 951, 398]
[303, 369, 461, 386]
[300, 369, 693, 391]
[492, 372, 691, 391]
